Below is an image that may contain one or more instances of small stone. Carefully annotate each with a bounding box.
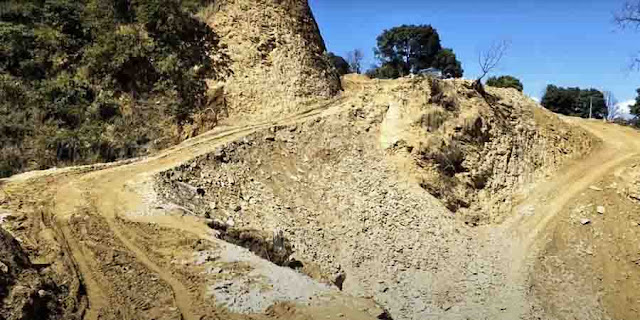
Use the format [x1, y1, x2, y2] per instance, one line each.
[0, 262, 8, 274]
[597, 206, 605, 214]
[38, 290, 47, 297]
[333, 271, 346, 290]
[226, 218, 235, 227]
[580, 218, 591, 225]
[589, 186, 603, 191]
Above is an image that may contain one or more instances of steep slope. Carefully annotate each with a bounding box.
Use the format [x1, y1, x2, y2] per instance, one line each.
[152, 76, 599, 319]
[2, 74, 639, 320]
[377, 78, 597, 224]
[200, 0, 341, 119]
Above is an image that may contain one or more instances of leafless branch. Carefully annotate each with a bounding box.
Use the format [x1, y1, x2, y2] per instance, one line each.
[347, 49, 364, 74]
[615, 1, 640, 30]
[603, 91, 621, 120]
[477, 39, 511, 81]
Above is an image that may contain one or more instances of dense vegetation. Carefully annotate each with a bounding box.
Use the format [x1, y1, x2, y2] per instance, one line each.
[486, 75, 523, 92]
[367, 25, 463, 79]
[629, 89, 640, 121]
[327, 52, 350, 76]
[0, 0, 227, 177]
[541, 85, 607, 119]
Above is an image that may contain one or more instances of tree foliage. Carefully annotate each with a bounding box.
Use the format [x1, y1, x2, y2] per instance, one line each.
[432, 48, 463, 78]
[486, 75, 523, 92]
[541, 85, 607, 119]
[630, 88, 640, 119]
[0, 0, 228, 177]
[370, 24, 463, 78]
[365, 63, 401, 79]
[327, 52, 350, 76]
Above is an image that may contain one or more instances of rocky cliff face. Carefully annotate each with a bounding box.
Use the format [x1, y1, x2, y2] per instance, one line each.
[201, 0, 340, 118]
[378, 78, 598, 224]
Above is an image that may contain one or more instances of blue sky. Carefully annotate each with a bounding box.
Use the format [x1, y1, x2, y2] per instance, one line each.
[309, 0, 640, 108]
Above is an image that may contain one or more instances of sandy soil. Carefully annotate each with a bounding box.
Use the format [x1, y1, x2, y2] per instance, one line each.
[1, 77, 639, 320]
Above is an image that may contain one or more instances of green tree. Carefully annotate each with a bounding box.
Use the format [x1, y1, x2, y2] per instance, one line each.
[372, 25, 463, 79]
[327, 52, 350, 76]
[366, 63, 401, 79]
[541, 85, 607, 119]
[432, 48, 463, 78]
[374, 24, 442, 76]
[486, 75, 523, 92]
[0, 0, 229, 177]
[630, 88, 640, 119]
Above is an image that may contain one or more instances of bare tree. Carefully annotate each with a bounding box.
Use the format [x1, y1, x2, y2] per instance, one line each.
[346, 49, 364, 74]
[473, 39, 511, 95]
[615, 1, 640, 69]
[477, 39, 510, 82]
[603, 91, 620, 121]
[615, 2, 640, 29]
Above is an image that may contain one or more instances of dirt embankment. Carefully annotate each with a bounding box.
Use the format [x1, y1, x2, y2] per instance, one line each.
[377, 78, 597, 224]
[2, 75, 638, 320]
[200, 0, 340, 120]
[153, 76, 599, 320]
[527, 121, 640, 320]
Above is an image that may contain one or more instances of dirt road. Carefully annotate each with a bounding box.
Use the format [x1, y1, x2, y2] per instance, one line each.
[1, 92, 389, 320]
[1, 82, 640, 319]
[494, 118, 640, 319]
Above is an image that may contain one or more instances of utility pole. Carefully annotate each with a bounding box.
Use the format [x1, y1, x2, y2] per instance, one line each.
[589, 96, 593, 119]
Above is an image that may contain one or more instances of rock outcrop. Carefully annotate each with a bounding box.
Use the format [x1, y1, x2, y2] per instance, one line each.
[201, 0, 341, 118]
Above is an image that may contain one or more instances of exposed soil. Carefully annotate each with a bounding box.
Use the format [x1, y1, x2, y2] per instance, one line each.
[1, 76, 639, 320]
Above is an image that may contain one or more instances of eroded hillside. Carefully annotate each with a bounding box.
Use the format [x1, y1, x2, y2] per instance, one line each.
[2, 73, 640, 320]
[2, 1, 640, 319]
[200, 0, 341, 118]
[149, 76, 601, 319]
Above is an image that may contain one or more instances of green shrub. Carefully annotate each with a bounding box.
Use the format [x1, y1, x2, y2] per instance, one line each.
[0, 0, 229, 177]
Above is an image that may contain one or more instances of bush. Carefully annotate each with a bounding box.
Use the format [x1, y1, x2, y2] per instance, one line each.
[0, 0, 229, 177]
[486, 75, 523, 92]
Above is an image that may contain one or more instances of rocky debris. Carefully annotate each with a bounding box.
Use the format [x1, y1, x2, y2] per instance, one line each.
[153, 77, 598, 320]
[207, 242, 334, 314]
[153, 105, 505, 319]
[596, 206, 605, 215]
[0, 227, 77, 320]
[378, 78, 596, 222]
[580, 218, 591, 225]
[210, 226, 294, 267]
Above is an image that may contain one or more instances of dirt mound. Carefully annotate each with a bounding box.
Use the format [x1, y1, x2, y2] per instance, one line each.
[152, 76, 597, 319]
[379, 78, 597, 224]
[200, 0, 340, 119]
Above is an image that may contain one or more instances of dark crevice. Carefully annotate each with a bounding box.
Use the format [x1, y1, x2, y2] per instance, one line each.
[208, 222, 294, 267]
